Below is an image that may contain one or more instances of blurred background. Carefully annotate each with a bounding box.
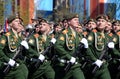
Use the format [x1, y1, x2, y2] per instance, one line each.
[0, 0, 120, 26]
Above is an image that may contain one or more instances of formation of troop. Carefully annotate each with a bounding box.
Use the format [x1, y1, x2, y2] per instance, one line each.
[0, 13, 120, 79]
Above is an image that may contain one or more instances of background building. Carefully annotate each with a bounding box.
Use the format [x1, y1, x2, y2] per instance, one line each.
[0, 0, 120, 25]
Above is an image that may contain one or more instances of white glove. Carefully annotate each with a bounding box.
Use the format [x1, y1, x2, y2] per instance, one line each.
[108, 42, 114, 48]
[80, 38, 88, 48]
[21, 40, 29, 49]
[50, 38, 56, 44]
[38, 54, 45, 62]
[70, 57, 76, 64]
[8, 59, 16, 67]
[94, 59, 103, 68]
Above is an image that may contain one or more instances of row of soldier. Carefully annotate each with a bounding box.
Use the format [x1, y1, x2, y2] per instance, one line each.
[0, 13, 120, 79]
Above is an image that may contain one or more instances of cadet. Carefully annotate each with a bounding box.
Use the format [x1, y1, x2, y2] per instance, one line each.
[0, 15, 28, 79]
[54, 13, 87, 79]
[86, 14, 112, 79]
[108, 20, 120, 79]
[26, 19, 55, 79]
[83, 19, 97, 38]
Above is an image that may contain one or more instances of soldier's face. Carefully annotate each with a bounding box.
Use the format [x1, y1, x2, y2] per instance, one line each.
[11, 18, 21, 31]
[97, 19, 107, 30]
[69, 18, 79, 28]
[87, 21, 97, 30]
[40, 22, 50, 33]
[112, 24, 120, 32]
[55, 26, 62, 32]
[105, 22, 112, 31]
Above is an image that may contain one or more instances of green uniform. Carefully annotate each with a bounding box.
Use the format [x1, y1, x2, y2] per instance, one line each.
[54, 27, 85, 79]
[0, 30, 28, 79]
[27, 33, 55, 79]
[86, 29, 111, 79]
[108, 31, 120, 79]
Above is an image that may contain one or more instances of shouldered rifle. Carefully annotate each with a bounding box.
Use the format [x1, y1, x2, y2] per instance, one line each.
[64, 42, 84, 73]
[3, 29, 35, 75]
[34, 38, 56, 68]
[92, 42, 111, 74]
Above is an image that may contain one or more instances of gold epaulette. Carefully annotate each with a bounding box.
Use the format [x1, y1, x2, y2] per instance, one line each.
[108, 33, 113, 37]
[34, 33, 39, 38]
[5, 32, 11, 36]
[62, 29, 68, 34]
[83, 31, 88, 37]
[117, 31, 120, 36]
[51, 34, 55, 38]
[92, 29, 97, 33]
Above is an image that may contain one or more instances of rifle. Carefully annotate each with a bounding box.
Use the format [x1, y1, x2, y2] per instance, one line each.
[92, 43, 110, 74]
[64, 42, 84, 73]
[34, 41, 55, 68]
[3, 29, 35, 75]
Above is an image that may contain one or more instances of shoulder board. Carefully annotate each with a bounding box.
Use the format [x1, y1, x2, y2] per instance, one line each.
[34, 33, 39, 38]
[92, 29, 97, 33]
[108, 33, 113, 37]
[51, 34, 55, 38]
[5, 32, 11, 36]
[62, 29, 68, 34]
[117, 31, 120, 36]
[83, 31, 88, 36]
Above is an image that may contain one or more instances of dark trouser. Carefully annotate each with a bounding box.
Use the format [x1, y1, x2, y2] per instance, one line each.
[29, 61, 55, 79]
[4, 64, 28, 79]
[92, 67, 111, 79]
[54, 64, 85, 79]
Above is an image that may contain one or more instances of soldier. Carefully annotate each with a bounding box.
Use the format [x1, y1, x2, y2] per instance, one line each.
[53, 23, 63, 38]
[54, 13, 87, 79]
[105, 20, 112, 34]
[0, 15, 28, 79]
[83, 19, 97, 38]
[26, 19, 55, 79]
[108, 20, 120, 79]
[86, 14, 112, 79]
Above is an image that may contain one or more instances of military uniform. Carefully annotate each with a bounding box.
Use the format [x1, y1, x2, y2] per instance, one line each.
[85, 29, 111, 79]
[0, 30, 28, 79]
[54, 27, 85, 79]
[26, 32, 55, 79]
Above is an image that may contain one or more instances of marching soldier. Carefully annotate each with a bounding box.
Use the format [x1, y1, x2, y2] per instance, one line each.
[26, 19, 55, 79]
[108, 20, 120, 79]
[54, 13, 87, 79]
[86, 14, 112, 79]
[0, 15, 28, 79]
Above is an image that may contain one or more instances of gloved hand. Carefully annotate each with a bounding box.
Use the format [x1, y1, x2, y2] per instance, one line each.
[8, 59, 19, 67]
[21, 40, 29, 49]
[38, 54, 45, 62]
[70, 57, 76, 64]
[50, 38, 56, 44]
[80, 38, 88, 48]
[108, 42, 114, 48]
[94, 59, 103, 68]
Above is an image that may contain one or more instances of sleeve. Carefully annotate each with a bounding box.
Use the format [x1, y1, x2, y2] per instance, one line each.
[54, 34, 71, 60]
[85, 32, 97, 62]
[27, 36, 39, 58]
[0, 35, 10, 62]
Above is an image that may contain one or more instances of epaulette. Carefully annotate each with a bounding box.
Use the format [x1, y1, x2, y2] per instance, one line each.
[92, 29, 97, 33]
[108, 33, 113, 37]
[5, 32, 11, 36]
[117, 31, 120, 36]
[62, 29, 68, 34]
[51, 34, 55, 38]
[34, 33, 39, 38]
[83, 31, 88, 37]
